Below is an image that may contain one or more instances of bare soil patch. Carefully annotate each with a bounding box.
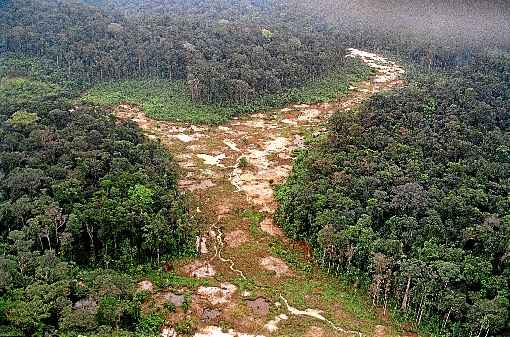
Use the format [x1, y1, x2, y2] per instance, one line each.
[260, 256, 290, 276]
[224, 230, 250, 248]
[116, 49, 406, 337]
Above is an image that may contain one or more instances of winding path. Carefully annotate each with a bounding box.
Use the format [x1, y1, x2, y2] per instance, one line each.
[117, 50, 405, 337]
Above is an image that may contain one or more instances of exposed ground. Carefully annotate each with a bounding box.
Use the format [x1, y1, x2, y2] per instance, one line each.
[118, 49, 405, 337]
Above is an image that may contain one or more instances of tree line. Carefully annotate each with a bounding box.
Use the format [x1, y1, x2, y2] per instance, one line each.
[276, 53, 510, 336]
[1, 0, 351, 105]
[0, 57, 195, 335]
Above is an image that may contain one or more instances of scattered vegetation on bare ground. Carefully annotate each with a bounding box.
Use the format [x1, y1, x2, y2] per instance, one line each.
[82, 62, 372, 124]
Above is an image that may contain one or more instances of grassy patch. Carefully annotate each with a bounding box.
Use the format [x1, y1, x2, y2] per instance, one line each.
[174, 318, 198, 335]
[82, 79, 233, 124]
[280, 278, 318, 308]
[321, 281, 376, 321]
[144, 270, 209, 289]
[232, 276, 257, 293]
[269, 239, 312, 274]
[82, 60, 373, 124]
[240, 209, 265, 236]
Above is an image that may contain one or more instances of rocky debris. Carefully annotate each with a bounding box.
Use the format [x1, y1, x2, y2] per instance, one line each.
[292, 135, 305, 148]
[188, 144, 204, 152]
[298, 108, 321, 121]
[374, 325, 387, 337]
[224, 230, 249, 248]
[242, 120, 267, 128]
[281, 118, 297, 125]
[293, 104, 310, 109]
[174, 134, 195, 143]
[223, 139, 240, 152]
[194, 326, 265, 337]
[197, 153, 226, 167]
[180, 160, 197, 169]
[237, 180, 274, 207]
[217, 204, 231, 221]
[264, 313, 288, 333]
[196, 283, 237, 306]
[161, 327, 178, 337]
[279, 295, 362, 336]
[260, 256, 290, 276]
[183, 261, 216, 278]
[137, 280, 154, 292]
[191, 125, 208, 132]
[265, 137, 289, 153]
[246, 298, 270, 316]
[346, 48, 405, 83]
[176, 153, 193, 161]
[280, 295, 328, 322]
[201, 168, 221, 178]
[250, 113, 266, 119]
[72, 298, 97, 310]
[116, 48, 404, 337]
[201, 308, 222, 323]
[196, 236, 209, 254]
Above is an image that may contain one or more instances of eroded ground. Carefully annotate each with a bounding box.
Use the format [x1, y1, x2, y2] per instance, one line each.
[118, 50, 405, 337]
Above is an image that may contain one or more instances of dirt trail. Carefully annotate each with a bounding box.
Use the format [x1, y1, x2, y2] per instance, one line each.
[117, 49, 405, 337]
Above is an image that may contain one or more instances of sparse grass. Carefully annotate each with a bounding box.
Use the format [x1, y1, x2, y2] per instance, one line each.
[232, 276, 257, 293]
[281, 278, 317, 308]
[219, 320, 232, 333]
[182, 292, 193, 312]
[240, 209, 265, 236]
[269, 239, 312, 274]
[321, 281, 376, 321]
[82, 79, 232, 124]
[174, 318, 198, 335]
[82, 60, 373, 124]
[163, 302, 177, 313]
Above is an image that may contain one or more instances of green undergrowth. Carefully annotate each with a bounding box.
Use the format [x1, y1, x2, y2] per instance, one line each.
[279, 276, 379, 331]
[140, 267, 210, 289]
[240, 209, 265, 236]
[82, 60, 373, 124]
[269, 239, 312, 274]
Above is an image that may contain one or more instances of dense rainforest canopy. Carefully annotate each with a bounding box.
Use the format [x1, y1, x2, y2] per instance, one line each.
[276, 53, 510, 336]
[0, 50, 195, 336]
[3, 0, 505, 108]
[1, 0, 510, 336]
[0, 0, 354, 105]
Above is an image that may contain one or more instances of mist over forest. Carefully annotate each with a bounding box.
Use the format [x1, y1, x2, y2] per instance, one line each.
[293, 0, 510, 47]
